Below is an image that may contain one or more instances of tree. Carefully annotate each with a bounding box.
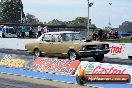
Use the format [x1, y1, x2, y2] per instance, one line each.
[23, 13, 42, 24]
[47, 19, 66, 26]
[119, 21, 132, 33]
[1, 0, 24, 23]
[47, 17, 89, 27]
[67, 17, 88, 27]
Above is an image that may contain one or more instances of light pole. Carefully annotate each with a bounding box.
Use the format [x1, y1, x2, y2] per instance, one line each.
[108, 3, 112, 29]
[87, 0, 90, 36]
[87, 0, 93, 37]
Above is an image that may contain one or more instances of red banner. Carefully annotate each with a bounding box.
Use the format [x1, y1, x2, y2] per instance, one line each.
[30, 57, 80, 75]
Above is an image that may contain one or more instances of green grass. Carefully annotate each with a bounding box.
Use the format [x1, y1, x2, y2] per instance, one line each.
[105, 37, 132, 43]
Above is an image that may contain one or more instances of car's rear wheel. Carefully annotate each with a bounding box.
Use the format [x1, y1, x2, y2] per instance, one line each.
[93, 54, 104, 62]
[34, 48, 42, 57]
[68, 50, 80, 60]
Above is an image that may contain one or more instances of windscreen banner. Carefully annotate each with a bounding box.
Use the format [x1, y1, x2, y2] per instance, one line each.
[30, 57, 80, 75]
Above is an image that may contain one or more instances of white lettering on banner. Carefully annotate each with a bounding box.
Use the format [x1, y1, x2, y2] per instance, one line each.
[41, 58, 72, 67]
[91, 66, 126, 74]
[32, 64, 74, 74]
[81, 63, 127, 74]
[109, 46, 123, 54]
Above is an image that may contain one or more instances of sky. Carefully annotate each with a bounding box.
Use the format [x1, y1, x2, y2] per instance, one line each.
[22, 0, 132, 28]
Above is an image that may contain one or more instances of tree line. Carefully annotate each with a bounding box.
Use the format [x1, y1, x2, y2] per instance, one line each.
[0, 0, 96, 28]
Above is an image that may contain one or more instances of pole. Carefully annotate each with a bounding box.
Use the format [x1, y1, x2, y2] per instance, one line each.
[109, 3, 112, 30]
[109, 16, 111, 27]
[87, 0, 90, 36]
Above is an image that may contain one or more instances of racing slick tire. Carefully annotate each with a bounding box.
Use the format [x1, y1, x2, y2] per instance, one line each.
[68, 50, 80, 60]
[93, 54, 104, 62]
[34, 48, 42, 57]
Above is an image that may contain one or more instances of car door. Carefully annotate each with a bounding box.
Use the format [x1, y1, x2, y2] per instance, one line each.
[39, 34, 53, 56]
[49, 34, 64, 56]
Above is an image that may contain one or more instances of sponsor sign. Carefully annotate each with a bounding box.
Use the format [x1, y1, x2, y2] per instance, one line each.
[84, 74, 130, 83]
[0, 55, 25, 68]
[75, 61, 132, 84]
[30, 57, 80, 75]
[109, 45, 123, 54]
[105, 43, 132, 59]
[0, 53, 33, 69]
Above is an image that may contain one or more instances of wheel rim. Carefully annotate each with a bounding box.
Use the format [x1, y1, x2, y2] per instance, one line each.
[69, 52, 77, 60]
[35, 50, 40, 57]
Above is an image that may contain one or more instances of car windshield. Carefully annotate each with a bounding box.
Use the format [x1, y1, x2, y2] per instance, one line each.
[6, 28, 16, 34]
[61, 33, 81, 41]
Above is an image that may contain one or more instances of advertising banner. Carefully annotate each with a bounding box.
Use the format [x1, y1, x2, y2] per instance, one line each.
[105, 43, 132, 59]
[0, 53, 33, 69]
[30, 57, 80, 75]
[75, 61, 132, 84]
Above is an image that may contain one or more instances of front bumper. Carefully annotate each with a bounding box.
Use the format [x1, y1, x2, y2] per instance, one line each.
[79, 49, 110, 54]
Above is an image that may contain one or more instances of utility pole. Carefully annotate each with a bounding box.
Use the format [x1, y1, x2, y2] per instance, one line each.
[87, 0, 90, 36]
[109, 3, 112, 29]
[87, 0, 93, 37]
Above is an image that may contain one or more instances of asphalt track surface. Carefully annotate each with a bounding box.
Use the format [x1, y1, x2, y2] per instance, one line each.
[0, 78, 58, 88]
[0, 73, 93, 88]
[0, 48, 132, 65]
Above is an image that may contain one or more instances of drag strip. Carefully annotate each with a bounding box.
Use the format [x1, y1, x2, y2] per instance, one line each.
[0, 73, 93, 88]
[0, 78, 58, 88]
[0, 48, 132, 66]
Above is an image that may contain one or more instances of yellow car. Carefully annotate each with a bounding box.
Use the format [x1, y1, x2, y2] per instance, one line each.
[25, 31, 109, 62]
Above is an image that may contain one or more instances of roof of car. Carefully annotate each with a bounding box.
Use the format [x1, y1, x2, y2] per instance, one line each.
[43, 31, 79, 35]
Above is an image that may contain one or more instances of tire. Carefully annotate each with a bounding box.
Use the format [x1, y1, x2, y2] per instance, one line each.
[93, 54, 104, 62]
[68, 50, 80, 60]
[2, 33, 5, 38]
[34, 48, 42, 57]
[76, 75, 87, 85]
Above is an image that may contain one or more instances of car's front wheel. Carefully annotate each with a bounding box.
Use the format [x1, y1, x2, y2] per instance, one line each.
[93, 54, 104, 62]
[68, 50, 80, 60]
[34, 48, 42, 57]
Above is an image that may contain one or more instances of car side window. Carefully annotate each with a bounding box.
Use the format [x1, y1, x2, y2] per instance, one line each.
[52, 34, 61, 42]
[42, 34, 52, 42]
